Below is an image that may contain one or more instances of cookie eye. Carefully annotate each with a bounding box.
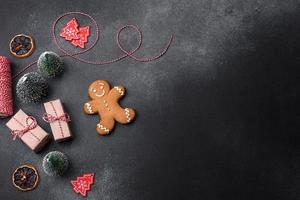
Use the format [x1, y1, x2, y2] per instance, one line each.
[100, 86, 103, 89]
[93, 89, 97, 93]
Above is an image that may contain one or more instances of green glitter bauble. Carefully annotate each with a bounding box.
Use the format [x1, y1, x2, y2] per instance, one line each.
[42, 151, 69, 176]
[16, 72, 49, 103]
[37, 51, 63, 78]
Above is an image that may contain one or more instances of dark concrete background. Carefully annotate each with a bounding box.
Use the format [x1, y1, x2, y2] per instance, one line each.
[0, 0, 299, 199]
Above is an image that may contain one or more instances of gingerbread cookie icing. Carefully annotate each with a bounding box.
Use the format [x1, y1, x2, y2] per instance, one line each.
[84, 80, 135, 135]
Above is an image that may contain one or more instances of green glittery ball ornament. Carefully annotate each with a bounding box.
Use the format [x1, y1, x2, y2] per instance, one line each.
[42, 151, 69, 176]
[16, 72, 49, 103]
[37, 51, 63, 78]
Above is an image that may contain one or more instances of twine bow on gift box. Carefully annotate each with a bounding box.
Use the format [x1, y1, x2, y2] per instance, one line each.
[10, 116, 37, 140]
[43, 113, 71, 123]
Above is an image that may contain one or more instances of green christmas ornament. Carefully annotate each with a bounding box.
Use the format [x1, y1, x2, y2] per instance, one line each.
[16, 72, 49, 103]
[42, 151, 69, 176]
[37, 51, 63, 78]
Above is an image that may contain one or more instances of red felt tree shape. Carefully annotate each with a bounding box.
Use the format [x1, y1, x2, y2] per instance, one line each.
[60, 18, 80, 41]
[71, 173, 95, 197]
[71, 26, 90, 48]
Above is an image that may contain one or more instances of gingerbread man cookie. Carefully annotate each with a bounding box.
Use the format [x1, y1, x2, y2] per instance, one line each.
[84, 80, 135, 135]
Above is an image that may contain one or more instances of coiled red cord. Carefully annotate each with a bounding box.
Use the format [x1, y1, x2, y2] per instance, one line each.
[0, 56, 13, 117]
[13, 11, 173, 80]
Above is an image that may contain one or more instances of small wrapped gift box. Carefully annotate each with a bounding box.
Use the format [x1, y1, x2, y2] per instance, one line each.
[6, 109, 49, 152]
[43, 99, 72, 142]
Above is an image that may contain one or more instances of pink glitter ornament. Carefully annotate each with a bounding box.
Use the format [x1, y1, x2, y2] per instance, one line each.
[0, 56, 13, 117]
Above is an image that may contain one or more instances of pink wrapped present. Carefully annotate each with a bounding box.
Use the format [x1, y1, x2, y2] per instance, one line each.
[6, 109, 49, 152]
[43, 99, 72, 142]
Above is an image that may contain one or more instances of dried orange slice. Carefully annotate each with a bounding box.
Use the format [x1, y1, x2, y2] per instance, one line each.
[10, 34, 35, 58]
[12, 164, 39, 191]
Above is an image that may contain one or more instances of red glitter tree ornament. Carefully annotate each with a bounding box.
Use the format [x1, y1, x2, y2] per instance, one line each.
[60, 18, 79, 41]
[71, 173, 95, 197]
[60, 17, 90, 49]
[71, 26, 90, 48]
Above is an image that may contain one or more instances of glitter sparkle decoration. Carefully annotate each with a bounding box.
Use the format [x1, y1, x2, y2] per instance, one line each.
[71, 173, 95, 197]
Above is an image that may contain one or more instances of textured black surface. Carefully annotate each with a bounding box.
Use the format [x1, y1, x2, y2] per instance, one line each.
[0, 0, 299, 199]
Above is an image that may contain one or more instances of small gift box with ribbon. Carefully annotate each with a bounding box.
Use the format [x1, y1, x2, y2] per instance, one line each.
[43, 99, 72, 142]
[6, 109, 49, 152]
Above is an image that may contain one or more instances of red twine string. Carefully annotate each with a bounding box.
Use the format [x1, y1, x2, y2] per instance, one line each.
[13, 11, 173, 80]
[43, 113, 71, 123]
[10, 116, 37, 140]
[0, 56, 13, 117]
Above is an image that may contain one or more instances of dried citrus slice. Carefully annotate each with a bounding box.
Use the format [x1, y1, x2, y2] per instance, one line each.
[10, 34, 35, 58]
[12, 164, 39, 191]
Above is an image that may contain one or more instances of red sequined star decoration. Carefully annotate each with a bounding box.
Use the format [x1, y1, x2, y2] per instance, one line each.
[71, 173, 95, 197]
[60, 18, 90, 49]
